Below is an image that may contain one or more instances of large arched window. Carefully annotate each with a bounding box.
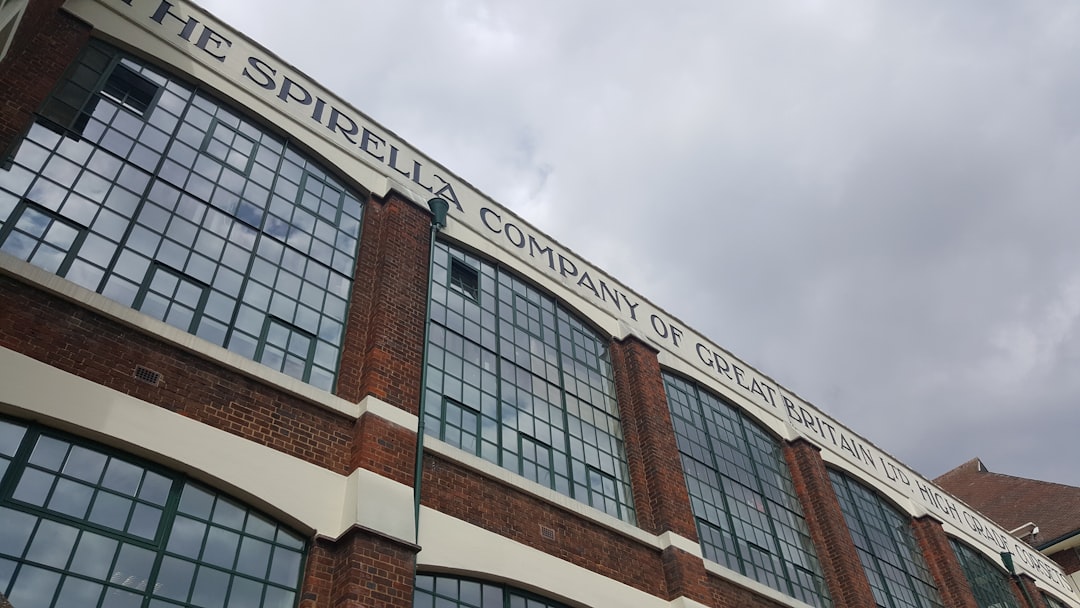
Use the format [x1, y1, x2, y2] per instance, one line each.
[0, 40, 364, 391]
[422, 242, 635, 522]
[949, 539, 1019, 608]
[413, 574, 568, 608]
[828, 470, 943, 608]
[663, 372, 830, 607]
[0, 416, 306, 607]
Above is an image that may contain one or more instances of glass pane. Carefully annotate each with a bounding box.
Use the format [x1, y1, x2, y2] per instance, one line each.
[69, 530, 118, 580]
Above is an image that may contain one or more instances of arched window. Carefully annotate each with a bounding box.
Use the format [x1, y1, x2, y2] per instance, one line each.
[413, 574, 568, 608]
[0, 40, 364, 391]
[828, 470, 943, 608]
[1044, 592, 1070, 608]
[0, 416, 306, 607]
[949, 538, 1019, 608]
[422, 242, 635, 522]
[662, 372, 830, 607]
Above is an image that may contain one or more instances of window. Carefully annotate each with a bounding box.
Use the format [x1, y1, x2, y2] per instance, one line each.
[202, 119, 256, 174]
[413, 574, 568, 608]
[0, 200, 86, 275]
[663, 372, 831, 607]
[134, 263, 209, 333]
[829, 470, 943, 608]
[101, 62, 160, 117]
[256, 317, 317, 382]
[1044, 593, 1070, 608]
[423, 242, 635, 523]
[449, 258, 479, 301]
[0, 416, 306, 607]
[0, 40, 365, 391]
[949, 539, 1019, 608]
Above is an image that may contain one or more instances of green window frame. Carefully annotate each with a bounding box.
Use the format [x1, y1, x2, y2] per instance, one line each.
[133, 263, 211, 334]
[0, 40, 364, 391]
[413, 573, 569, 608]
[0, 415, 306, 608]
[0, 199, 88, 275]
[423, 242, 636, 523]
[100, 61, 162, 118]
[1044, 593, 1070, 608]
[949, 538, 1019, 608]
[201, 119, 257, 175]
[829, 470, 944, 608]
[255, 316, 319, 383]
[663, 372, 831, 607]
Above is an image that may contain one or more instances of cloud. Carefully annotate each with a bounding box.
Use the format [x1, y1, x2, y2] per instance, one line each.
[200, 0, 1080, 486]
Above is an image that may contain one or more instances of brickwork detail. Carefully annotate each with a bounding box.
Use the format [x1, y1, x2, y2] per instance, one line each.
[0, 274, 355, 475]
[421, 452, 668, 598]
[300, 529, 418, 608]
[783, 438, 876, 608]
[1013, 574, 1049, 608]
[0, 2, 89, 158]
[610, 337, 698, 539]
[702, 572, 791, 608]
[350, 413, 417, 486]
[910, 516, 978, 608]
[337, 194, 432, 413]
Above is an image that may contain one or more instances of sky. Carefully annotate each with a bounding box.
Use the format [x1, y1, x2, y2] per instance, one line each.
[198, 1, 1080, 488]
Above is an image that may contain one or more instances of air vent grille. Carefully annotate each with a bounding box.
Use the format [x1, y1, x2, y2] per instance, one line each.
[133, 365, 162, 386]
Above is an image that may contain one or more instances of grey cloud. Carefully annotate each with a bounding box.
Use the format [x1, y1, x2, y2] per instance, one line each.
[201, 0, 1080, 486]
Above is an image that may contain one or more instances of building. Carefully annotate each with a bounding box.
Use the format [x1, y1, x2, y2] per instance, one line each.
[936, 459, 1080, 595]
[0, 1, 1076, 607]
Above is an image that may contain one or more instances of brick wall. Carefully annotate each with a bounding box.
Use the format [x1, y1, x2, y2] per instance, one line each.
[420, 451, 668, 598]
[784, 438, 877, 608]
[910, 516, 978, 608]
[609, 336, 698, 540]
[301, 529, 418, 608]
[0, 273, 355, 475]
[0, 1, 89, 160]
[337, 193, 432, 414]
[1013, 574, 1050, 608]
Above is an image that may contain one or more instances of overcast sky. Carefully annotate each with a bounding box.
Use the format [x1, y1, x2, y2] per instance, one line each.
[199, 1, 1080, 488]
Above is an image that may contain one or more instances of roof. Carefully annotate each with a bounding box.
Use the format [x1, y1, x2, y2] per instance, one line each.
[935, 458, 1080, 550]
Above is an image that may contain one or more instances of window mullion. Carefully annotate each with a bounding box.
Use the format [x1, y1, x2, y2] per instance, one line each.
[694, 384, 745, 575]
[551, 307, 578, 505]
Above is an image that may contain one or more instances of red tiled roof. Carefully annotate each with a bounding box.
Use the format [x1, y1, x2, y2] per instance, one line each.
[935, 458, 1080, 549]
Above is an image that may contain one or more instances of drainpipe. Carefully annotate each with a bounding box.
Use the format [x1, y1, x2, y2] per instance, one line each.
[413, 197, 449, 544]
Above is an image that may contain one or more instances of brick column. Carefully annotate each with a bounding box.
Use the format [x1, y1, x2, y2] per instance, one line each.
[910, 516, 978, 608]
[337, 192, 434, 496]
[661, 546, 709, 603]
[783, 438, 876, 608]
[0, 3, 89, 159]
[609, 336, 697, 540]
[338, 193, 433, 414]
[1012, 574, 1047, 608]
[301, 529, 419, 608]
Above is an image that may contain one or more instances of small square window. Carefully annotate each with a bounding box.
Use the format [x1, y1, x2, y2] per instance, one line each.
[101, 63, 160, 117]
[450, 258, 479, 301]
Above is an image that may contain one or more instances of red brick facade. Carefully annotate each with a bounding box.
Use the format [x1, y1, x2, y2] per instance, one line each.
[0, 5, 1075, 608]
[609, 336, 698, 540]
[783, 439, 877, 608]
[911, 516, 979, 608]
